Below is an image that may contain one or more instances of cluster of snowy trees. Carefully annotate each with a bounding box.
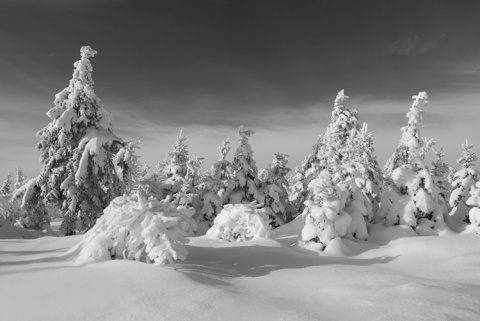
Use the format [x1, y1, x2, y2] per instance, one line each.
[5, 46, 480, 266]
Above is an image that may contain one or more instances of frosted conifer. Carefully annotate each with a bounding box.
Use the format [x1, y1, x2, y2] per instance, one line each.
[199, 138, 233, 233]
[262, 152, 293, 226]
[0, 172, 12, 195]
[225, 126, 264, 205]
[449, 140, 479, 224]
[13, 168, 25, 191]
[14, 46, 128, 235]
[376, 92, 447, 235]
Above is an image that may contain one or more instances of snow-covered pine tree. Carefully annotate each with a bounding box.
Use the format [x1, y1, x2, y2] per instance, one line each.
[376, 92, 446, 235]
[430, 147, 451, 215]
[199, 138, 233, 234]
[13, 168, 25, 191]
[0, 172, 12, 195]
[153, 130, 190, 197]
[262, 152, 294, 227]
[226, 125, 264, 205]
[14, 46, 128, 235]
[289, 136, 324, 213]
[449, 140, 479, 224]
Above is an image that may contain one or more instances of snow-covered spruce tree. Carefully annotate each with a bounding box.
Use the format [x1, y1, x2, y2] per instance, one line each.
[300, 167, 354, 250]
[292, 90, 382, 220]
[141, 131, 202, 236]
[152, 130, 191, 198]
[198, 138, 233, 234]
[13, 168, 26, 191]
[289, 136, 324, 213]
[430, 147, 451, 215]
[449, 140, 478, 224]
[466, 181, 480, 229]
[376, 92, 446, 235]
[78, 195, 189, 267]
[206, 202, 274, 242]
[14, 46, 128, 235]
[0, 172, 12, 195]
[226, 125, 264, 205]
[260, 152, 295, 227]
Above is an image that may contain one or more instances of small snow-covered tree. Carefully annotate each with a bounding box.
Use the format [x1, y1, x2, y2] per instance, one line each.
[466, 181, 480, 229]
[226, 126, 264, 205]
[199, 138, 233, 234]
[430, 147, 451, 215]
[206, 202, 273, 242]
[13, 168, 26, 191]
[448, 140, 479, 224]
[79, 195, 190, 267]
[0, 172, 12, 195]
[261, 152, 294, 227]
[151, 130, 194, 198]
[14, 46, 128, 235]
[300, 168, 354, 250]
[289, 136, 324, 213]
[376, 92, 446, 235]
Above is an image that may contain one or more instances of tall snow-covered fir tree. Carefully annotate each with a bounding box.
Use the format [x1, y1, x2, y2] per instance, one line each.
[13, 46, 128, 235]
[261, 152, 293, 227]
[226, 125, 264, 205]
[290, 90, 382, 217]
[199, 138, 233, 234]
[448, 140, 478, 224]
[0, 172, 12, 195]
[376, 92, 447, 235]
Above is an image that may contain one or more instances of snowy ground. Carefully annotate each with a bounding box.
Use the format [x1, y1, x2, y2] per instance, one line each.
[1, 218, 480, 321]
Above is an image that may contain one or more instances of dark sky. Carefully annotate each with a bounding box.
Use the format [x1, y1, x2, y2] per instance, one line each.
[1, 0, 480, 177]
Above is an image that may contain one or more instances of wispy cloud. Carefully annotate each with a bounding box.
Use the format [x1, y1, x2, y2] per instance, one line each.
[386, 33, 445, 57]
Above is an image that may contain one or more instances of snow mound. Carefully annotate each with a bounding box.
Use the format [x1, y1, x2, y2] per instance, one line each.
[76, 195, 190, 267]
[206, 203, 274, 242]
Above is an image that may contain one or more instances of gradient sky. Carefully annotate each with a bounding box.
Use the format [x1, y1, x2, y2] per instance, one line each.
[1, 0, 480, 180]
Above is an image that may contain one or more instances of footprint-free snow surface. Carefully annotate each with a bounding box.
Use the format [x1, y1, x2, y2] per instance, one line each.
[1, 217, 480, 321]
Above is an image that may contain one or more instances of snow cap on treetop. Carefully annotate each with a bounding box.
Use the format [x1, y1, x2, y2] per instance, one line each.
[412, 92, 428, 109]
[334, 89, 349, 108]
[80, 46, 97, 59]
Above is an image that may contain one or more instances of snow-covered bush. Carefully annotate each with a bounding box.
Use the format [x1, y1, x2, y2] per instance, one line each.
[206, 203, 274, 242]
[448, 140, 478, 223]
[79, 195, 190, 267]
[15, 46, 128, 235]
[11, 178, 50, 230]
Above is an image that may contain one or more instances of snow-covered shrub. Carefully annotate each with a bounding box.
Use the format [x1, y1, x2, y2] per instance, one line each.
[11, 178, 50, 230]
[80, 195, 190, 267]
[206, 203, 274, 242]
[448, 140, 478, 223]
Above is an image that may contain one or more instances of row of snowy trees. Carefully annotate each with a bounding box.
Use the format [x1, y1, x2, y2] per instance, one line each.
[8, 46, 480, 265]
